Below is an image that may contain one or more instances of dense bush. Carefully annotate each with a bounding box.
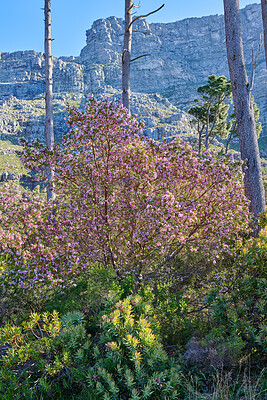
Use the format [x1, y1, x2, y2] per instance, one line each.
[86, 292, 183, 399]
[0, 293, 183, 400]
[205, 231, 267, 362]
[0, 96, 265, 398]
[0, 182, 82, 292]
[0, 97, 250, 293]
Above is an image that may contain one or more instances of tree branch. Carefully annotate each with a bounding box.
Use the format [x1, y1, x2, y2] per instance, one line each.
[249, 35, 263, 98]
[122, 49, 127, 63]
[127, 4, 164, 31]
[130, 53, 150, 62]
[127, 3, 134, 13]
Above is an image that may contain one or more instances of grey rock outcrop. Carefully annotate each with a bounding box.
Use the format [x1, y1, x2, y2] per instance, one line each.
[0, 170, 45, 190]
[0, 3, 266, 152]
[80, 4, 267, 129]
[0, 93, 83, 143]
[0, 51, 84, 99]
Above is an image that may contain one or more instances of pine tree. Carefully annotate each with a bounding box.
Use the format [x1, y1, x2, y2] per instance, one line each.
[188, 75, 232, 154]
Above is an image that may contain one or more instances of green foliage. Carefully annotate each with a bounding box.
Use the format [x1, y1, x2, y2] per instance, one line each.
[144, 281, 205, 347]
[0, 294, 183, 399]
[0, 310, 91, 399]
[0, 261, 117, 327]
[86, 293, 182, 399]
[202, 327, 246, 366]
[44, 264, 116, 316]
[188, 75, 262, 155]
[188, 75, 232, 152]
[206, 233, 267, 362]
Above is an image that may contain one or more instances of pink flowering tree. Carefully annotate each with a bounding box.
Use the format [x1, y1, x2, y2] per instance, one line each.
[0, 182, 84, 290]
[2, 97, 250, 291]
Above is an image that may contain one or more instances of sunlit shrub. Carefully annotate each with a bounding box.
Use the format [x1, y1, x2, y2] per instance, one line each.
[0, 310, 90, 399]
[3, 96, 250, 292]
[86, 292, 182, 399]
[205, 232, 267, 362]
[0, 293, 184, 399]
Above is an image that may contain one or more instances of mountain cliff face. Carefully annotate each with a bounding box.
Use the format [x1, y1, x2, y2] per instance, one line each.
[0, 3, 266, 152]
[80, 3, 266, 134]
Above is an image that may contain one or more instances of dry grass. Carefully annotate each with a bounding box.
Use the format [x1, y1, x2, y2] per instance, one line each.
[185, 369, 266, 400]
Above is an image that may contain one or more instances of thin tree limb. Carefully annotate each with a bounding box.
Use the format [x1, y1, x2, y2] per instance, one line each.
[127, 4, 164, 31]
[249, 35, 263, 100]
[128, 3, 134, 12]
[122, 49, 127, 63]
[130, 53, 150, 62]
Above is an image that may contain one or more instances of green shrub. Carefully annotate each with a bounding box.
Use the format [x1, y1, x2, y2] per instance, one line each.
[0, 293, 182, 399]
[0, 262, 117, 328]
[44, 264, 117, 315]
[85, 292, 182, 399]
[0, 310, 90, 399]
[205, 234, 267, 363]
[148, 281, 210, 347]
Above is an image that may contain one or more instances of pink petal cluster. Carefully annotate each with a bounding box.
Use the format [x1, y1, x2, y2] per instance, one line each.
[1, 97, 250, 290]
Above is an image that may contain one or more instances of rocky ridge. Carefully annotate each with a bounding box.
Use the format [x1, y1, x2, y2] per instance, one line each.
[0, 3, 266, 154]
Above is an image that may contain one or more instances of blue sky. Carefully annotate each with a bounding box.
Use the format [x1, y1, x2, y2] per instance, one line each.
[0, 1, 261, 57]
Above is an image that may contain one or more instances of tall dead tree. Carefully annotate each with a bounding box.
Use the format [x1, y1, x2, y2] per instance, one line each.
[223, 0, 265, 235]
[44, 0, 55, 200]
[122, 1, 164, 112]
[122, 0, 133, 111]
[261, 0, 267, 68]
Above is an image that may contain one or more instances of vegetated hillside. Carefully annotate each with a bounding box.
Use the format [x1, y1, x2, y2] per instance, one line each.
[0, 3, 266, 172]
[0, 98, 266, 399]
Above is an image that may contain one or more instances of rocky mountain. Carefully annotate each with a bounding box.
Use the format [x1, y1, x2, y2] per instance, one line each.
[0, 3, 266, 152]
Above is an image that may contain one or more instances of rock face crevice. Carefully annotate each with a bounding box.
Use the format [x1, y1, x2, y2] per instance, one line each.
[0, 3, 266, 150]
[0, 51, 84, 99]
[79, 4, 266, 114]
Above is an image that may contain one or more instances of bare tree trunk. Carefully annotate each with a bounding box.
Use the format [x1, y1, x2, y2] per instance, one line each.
[122, 2, 164, 112]
[44, 0, 55, 201]
[198, 121, 202, 155]
[261, 0, 267, 68]
[122, 0, 133, 112]
[205, 106, 211, 149]
[225, 125, 235, 155]
[223, 0, 265, 235]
